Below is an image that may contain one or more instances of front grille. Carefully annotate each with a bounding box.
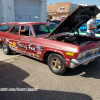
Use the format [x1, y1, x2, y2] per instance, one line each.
[86, 48, 100, 58]
[77, 47, 100, 60]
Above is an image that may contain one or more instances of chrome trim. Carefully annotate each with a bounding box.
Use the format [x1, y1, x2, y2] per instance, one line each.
[70, 53, 100, 68]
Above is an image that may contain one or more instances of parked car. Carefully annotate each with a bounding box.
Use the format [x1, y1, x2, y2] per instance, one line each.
[59, 17, 66, 21]
[78, 23, 100, 37]
[0, 6, 100, 75]
[48, 17, 66, 25]
[79, 23, 87, 31]
[79, 20, 100, 31]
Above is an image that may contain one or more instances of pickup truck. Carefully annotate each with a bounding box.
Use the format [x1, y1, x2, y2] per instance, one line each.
[0, 5, 100, 75]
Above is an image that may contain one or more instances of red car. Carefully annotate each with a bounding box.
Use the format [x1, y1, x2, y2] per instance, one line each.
[0, 6, 100, 75]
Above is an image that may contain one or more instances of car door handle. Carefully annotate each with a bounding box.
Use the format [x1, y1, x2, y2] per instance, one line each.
[5, 36, 8, 37]
[17, 38, 21, 40]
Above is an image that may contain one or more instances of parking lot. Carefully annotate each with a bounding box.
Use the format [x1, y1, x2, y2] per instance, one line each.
[0, 45, 100, 100]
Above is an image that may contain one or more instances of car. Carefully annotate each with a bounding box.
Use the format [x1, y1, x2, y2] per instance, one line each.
[79, 20, 100, 31]
[48, 17, 66, 25]
[96, 24, 100, 33]
[78, 22, 100, 37]
[79, 23, 87, 31]
[0, 5, 100, 75]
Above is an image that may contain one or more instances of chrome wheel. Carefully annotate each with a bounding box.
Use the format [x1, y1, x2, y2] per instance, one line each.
[2, 42, 11, 55]
[51, 57, 61, 69]
[2, 43, 7, 53]
[48, 53, 67, 75]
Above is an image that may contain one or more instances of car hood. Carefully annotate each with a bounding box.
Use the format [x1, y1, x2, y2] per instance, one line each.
[48, 5, 100, 36]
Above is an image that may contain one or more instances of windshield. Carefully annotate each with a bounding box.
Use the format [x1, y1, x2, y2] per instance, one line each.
[32, 24, 57, 37]
[0, 25, 12, 32]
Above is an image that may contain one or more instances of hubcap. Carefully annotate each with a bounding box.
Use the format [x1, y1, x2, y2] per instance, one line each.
[3, 43, 7, 52]
[51, 58, 61, 69]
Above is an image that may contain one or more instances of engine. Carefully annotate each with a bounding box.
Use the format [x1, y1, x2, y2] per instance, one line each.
[48, 34, 97, 46]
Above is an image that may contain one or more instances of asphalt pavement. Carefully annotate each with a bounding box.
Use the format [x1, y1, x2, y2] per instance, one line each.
[0, 46, 100, 100]
[0, 46, 19, 64]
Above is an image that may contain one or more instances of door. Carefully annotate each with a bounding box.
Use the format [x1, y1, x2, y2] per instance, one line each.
[16, 25, 36, 57]
[6, 25, 20, 52]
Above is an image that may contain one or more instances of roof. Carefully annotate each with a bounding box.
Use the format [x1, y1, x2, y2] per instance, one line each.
[0, 22, 50, 26]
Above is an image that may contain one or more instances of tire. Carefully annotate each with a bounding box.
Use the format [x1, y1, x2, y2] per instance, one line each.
[2, 42, 11, 55]
[47, 53, 67, 75]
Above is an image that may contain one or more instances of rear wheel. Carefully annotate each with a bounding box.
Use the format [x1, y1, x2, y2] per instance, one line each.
[48, 53, 67, 75]
[2, 42, 11, 55]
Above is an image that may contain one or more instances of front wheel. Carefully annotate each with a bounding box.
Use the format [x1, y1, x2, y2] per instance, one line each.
[47, 53, 67, 75]
[2, 42, 11, 55]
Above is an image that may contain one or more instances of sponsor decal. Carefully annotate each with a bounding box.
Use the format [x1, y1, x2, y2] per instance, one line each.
[36, 46, 44, 55]
[27, 52, 32, 56]
[13, 42, 16, 46]
[32, 54, 35, 56]
[36, 46, 40, 51]
[8, 42, 18, 50]
[66, 52, 74, 56]
[11, 48, 18, 51]
[65, 58, 69, 61]
[36, 46, 44, 51]
[6, 39, 9, 42]
[8, 44, 12, 47]
[9, 42, 13, 45]
[17, 42, 36, 52]
[35, 54, 40, 58]
[15, 46, 18, 49]
[39, 47, 44, 51]
[22, 51, 26, 54]
[19, 49, 22, 52]
[37, 51, 42, 55]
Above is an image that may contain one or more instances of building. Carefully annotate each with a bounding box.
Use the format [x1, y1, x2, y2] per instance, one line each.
[47, 2, 79, 19]
[0, 0, 47, 23]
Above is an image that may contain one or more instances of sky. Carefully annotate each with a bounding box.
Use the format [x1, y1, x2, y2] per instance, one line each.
[47, 0, 100, 7]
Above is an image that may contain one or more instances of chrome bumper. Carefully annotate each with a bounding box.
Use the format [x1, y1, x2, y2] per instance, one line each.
[70, 53, 100, 68]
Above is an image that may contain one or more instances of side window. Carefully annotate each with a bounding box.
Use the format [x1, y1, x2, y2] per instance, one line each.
[20, 26, 32, 37]
[0, 25, 12, 32]
[10, 26, 19, 35]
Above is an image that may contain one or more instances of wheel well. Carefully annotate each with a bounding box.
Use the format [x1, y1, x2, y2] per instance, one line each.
[43, 51, 64, 62]
[0, 41, 3, 46]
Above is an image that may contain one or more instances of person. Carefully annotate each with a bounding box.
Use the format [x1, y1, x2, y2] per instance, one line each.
[21, 26, 29, 32]
[86, 16, 96, 36]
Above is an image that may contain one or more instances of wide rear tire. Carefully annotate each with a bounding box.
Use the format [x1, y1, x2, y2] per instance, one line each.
[2, 42, 11, 55]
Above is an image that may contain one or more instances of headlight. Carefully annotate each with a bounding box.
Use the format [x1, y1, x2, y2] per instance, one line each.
[77, 51, 87, 60]
[77, 53, 82, 60]
[81, 52, 86, 58]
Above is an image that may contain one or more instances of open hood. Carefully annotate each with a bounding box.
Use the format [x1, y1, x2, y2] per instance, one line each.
[48, 5, 100, 36]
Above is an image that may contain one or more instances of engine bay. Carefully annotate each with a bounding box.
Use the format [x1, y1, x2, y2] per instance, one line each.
[48, 34, 98, 46]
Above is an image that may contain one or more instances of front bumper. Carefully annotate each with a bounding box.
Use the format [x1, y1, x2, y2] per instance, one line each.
[70, 53, 100, 68]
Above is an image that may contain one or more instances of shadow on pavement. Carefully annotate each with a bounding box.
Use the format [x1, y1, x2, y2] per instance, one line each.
[23, 54, 100, 79]
[0, 61, 93, 100]
[0, 46, 2, 49]
[66, 57, 100, 79]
